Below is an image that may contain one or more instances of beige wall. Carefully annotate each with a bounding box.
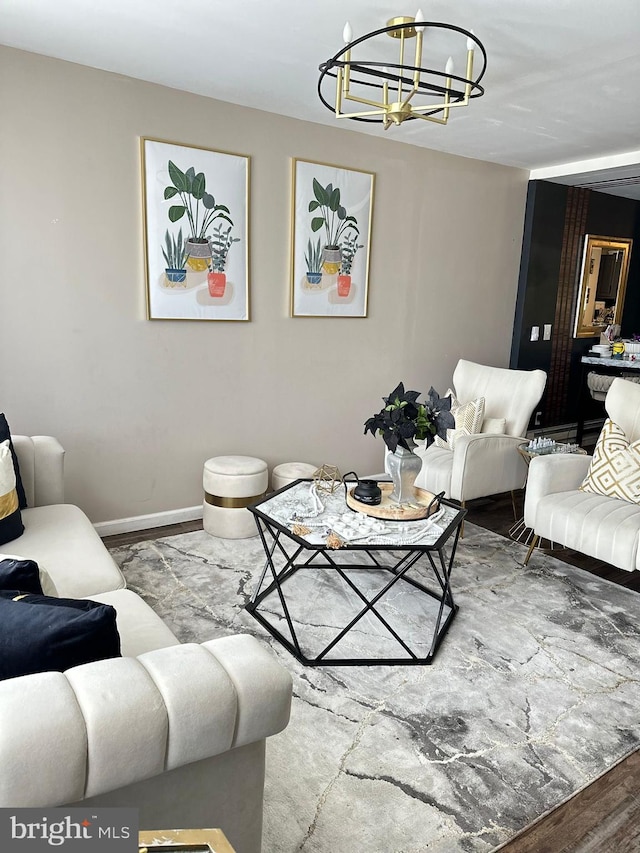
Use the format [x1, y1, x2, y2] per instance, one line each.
[0, 46, 529, 524]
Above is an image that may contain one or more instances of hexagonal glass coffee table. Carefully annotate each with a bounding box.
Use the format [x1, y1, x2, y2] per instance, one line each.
[246, 480, 466, 666]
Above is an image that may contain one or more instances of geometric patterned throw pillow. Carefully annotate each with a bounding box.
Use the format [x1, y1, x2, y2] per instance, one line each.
[579, 418, 640, 504]
[434, 389, 485, 450]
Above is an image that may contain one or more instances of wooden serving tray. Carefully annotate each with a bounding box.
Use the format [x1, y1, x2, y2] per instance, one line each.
[346, 482, 440, 521]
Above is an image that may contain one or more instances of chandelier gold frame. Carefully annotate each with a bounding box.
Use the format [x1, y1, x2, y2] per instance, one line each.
[318, 15, 487, 129]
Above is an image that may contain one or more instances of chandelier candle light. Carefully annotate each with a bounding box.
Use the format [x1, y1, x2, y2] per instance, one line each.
[318, 9, 487, 129]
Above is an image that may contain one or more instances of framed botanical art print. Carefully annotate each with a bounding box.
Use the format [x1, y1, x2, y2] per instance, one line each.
[142, 138, 250, 321]
[290, 158, 374, 318]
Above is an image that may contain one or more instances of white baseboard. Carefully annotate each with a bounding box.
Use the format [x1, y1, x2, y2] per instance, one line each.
[94, 505, 203, 538]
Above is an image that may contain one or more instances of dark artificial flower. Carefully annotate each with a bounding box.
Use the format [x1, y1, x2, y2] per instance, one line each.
[364, 383, 455, 453]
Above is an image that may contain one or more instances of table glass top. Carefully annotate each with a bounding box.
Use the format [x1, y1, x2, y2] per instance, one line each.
[251, 480, 463, 548]
[518, 440, 586, 457]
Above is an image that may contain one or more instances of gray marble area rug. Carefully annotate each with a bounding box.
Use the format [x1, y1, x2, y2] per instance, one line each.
[108, 523, 640, 853]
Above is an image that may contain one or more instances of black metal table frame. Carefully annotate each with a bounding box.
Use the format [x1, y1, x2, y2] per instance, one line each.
[246, 484, 467, 666]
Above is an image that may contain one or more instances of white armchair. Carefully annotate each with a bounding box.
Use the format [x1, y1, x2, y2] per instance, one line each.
[524, 377, 640, 571]
[413, 360, 547, 508]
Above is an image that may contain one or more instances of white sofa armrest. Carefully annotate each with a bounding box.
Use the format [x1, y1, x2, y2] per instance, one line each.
[450, 433, 528, 502]
[0, 634, 292, 808]
[523, 453, 593, 528]
[12, 435, 65, 507]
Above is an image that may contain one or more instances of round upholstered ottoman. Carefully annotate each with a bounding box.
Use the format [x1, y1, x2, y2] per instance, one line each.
[203, 456, 268, 539]
[271, 462, 318, 492]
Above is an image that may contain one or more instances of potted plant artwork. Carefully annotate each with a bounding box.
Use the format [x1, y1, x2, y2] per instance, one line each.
[309, 178, 359, 273]
[337, 235, 363, 297]
[304, 237, 323, 286]
[164, 161, 233, 271]
[207, 223, 240, 297]
[161, 228, 189, 286]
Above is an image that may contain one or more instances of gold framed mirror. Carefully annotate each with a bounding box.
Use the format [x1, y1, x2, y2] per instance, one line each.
[573, 234, 633, 338]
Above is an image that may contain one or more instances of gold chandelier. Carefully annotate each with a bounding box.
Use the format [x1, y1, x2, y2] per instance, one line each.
[318, 9, 487, 129]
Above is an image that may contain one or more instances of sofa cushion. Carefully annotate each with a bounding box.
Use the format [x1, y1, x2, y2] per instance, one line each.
[0, 553, 57, 596]
[9, 504, 125, 598]
[0, 441, 24, 546]
[434, 390, 485, 450]
[0, 415, 26, 509]
[0, 557, 43, 594]
[87, 589, 181, 657]
[580, 418, 640, 505]
[0, 592, 121, 680]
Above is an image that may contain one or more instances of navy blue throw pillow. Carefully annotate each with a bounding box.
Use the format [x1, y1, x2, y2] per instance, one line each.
[0, 558, 43, 594]
[0, 414, 27, 509]
[0, 592, 121, 680]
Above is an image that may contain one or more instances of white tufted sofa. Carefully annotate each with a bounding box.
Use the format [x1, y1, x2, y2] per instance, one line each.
[0, 435, 292, 853]
[524, 378, 640, 572]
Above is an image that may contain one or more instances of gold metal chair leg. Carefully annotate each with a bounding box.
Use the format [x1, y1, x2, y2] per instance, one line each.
[523, 535, 539, 565]
[510, 490, 518, 521]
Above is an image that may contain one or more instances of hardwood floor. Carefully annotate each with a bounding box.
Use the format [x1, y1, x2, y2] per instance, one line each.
[101, 518, 202, 549]
[466, 491, 640, 852]
[494, 749, 640, 853]
[101, 492, 640, 853]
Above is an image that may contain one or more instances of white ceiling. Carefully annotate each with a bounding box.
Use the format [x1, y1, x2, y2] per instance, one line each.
[3, 0, 640, 195]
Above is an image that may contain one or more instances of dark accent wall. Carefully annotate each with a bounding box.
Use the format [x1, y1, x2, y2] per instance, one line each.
[547, 188, 589, 426]
[621, 210, 640, 338]
[510, 180, 640, 429]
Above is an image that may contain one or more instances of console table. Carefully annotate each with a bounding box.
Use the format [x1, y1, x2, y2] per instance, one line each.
[576, 356, 640, 444]
[246, 480, 466, 666]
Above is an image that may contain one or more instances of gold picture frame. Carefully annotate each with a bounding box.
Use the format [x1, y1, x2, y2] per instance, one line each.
[138, 828, 235, 852]
[141, 138, 250, 321]
[290, 158, 374, 318]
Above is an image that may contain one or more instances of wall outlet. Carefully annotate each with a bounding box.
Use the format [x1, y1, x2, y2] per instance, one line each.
[534, 411, 542, 426]
[543, 324, 552, 340]
[530, 326, 539, 341]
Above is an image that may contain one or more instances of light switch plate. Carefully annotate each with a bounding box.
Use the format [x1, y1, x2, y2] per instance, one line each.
[543, 324, 552, 340]
[530, 326, 539, 341]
